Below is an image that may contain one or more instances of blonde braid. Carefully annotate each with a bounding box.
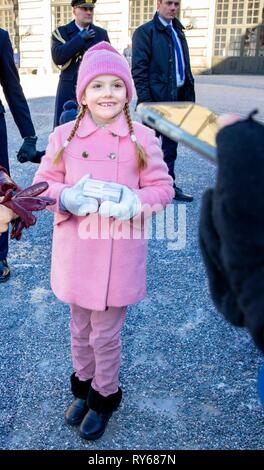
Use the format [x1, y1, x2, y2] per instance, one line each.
[124, 103, 147, 170]
[53, 105, 88, 165]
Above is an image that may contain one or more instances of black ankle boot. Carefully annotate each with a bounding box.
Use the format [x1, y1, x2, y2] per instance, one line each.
[79, 386, 122, 440]
[65, 373, 92, 426]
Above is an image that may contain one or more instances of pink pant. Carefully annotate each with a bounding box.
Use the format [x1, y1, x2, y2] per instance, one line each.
[70, 304, 126, 396]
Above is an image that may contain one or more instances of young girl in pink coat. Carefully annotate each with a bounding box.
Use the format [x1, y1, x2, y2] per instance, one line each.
[32, 42, 174, 440]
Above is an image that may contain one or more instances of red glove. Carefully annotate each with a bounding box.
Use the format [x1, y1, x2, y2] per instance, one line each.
[0, 165, 55, 240]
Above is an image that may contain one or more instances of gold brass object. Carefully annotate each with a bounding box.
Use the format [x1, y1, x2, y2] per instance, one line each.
[137, 102, 218, 164]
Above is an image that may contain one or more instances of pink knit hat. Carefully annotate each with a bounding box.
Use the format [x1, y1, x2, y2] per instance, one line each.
[76, 41, 133, 105]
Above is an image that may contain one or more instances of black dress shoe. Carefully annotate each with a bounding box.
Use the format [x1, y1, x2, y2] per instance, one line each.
[0, 259, 10, 283]
[65, 398, 89, 426]
[174, 186, 193, 202]
[79, 409, 112, 441]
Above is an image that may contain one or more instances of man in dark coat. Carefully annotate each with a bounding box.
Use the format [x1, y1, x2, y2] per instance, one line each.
[0, 28, 42, 282]
[51, 0, 109, 127]
[199, 112, 264, 353]
[132, 0, 195, 202]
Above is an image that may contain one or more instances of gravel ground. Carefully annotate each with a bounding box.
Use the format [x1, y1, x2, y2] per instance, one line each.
[0, 74, 264, 451]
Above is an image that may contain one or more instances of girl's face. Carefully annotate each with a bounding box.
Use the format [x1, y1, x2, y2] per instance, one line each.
[82, 75, 127, 125]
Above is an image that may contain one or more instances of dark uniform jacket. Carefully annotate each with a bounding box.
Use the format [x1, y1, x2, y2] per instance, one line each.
[132, 12, 195, 105]
[199, 115, 264, 353]
[0, 28, 35, 258]
[0, 29, 35, 149]
[51, 20, 109, 127]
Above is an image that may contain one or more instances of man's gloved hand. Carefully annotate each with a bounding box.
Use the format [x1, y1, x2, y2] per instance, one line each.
[17, 136, 45, 164]
[79, 28, 95, 42]
[99, 185, 141, 221]
[30, 150, 46, 164]
[60, 175, 99, 216]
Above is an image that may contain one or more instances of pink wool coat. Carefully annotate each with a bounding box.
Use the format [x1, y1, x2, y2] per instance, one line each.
[33, 112, 174, 310]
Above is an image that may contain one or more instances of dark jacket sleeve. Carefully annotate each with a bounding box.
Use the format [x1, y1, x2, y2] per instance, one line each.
[0, 30, 35, 138]
[214, 117, 264, 352]
[199, 188, 244, 327]
[132, 25, 153, 104]
[200, 116, 264, 352]
[51, 26, 110, 66]
[103, 29, 110, 43]
[51, 28, 87, 66]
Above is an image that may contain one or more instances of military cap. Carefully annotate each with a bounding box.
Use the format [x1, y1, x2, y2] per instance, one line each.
[71, 0, 97, 8]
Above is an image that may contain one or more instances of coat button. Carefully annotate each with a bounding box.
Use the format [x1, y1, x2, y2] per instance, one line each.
[82, 151, 89, 158]
[111, 132, 117, 137]
[108, 152, 117, 160]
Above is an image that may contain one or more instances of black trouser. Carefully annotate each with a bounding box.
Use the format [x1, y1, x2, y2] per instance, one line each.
[146, 121, 178, 182]
[0, 113, 9, 259]
[53, 78, 77, 128]
[155, 87, 186, 182]
[156, 132, 178, 182]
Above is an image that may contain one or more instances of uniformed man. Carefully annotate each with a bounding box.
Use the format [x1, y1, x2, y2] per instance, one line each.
[0, 28, 43, 282]
[51, 0, 110, 127]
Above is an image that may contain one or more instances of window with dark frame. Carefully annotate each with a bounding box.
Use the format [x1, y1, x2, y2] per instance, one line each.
[214, 0, 264, 58]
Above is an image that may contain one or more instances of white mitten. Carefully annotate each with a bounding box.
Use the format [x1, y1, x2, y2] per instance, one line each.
[60, 174, 99, 216]
[99, 185, 141, 221]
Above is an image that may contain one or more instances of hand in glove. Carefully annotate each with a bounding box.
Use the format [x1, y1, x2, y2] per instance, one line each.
[17, 136, 45, 164]
[0, 165, 55, 240]
[79, 28, 95, 42]
[0, 198, 17, 233]
[30, 150, 46, 164]
[99, 185, 141, 221]
[60, 175, 99, 216]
